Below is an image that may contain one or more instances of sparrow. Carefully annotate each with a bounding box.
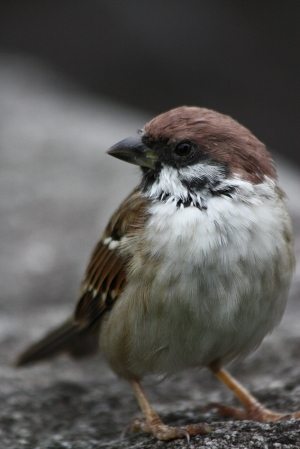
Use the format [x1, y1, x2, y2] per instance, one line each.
[16, 106, 298, 441]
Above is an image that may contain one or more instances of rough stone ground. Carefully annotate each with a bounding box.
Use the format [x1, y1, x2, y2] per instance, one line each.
[1, 54, 300, 449]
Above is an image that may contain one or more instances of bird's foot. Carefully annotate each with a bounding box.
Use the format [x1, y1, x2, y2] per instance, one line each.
[208, 368, 300, 423]
[125, 416, 212, 441]
[127, 379, 212, 441]
[205, 402, 300, 422]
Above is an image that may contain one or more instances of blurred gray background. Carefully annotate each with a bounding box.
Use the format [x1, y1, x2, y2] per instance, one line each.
[1, 2, 300, 448]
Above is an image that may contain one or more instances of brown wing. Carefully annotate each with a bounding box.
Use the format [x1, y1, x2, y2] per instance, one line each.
[74, 188, 148, 330]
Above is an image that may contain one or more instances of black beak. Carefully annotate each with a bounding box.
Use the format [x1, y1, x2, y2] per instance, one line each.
[107, 135, 157, 169]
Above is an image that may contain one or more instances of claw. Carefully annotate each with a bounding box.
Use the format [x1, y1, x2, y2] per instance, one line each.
[121, 421, 136, 441]
[178, 428, 190, 443]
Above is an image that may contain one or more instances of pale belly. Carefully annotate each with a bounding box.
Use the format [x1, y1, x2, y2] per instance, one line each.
[100, 187, 294, 379]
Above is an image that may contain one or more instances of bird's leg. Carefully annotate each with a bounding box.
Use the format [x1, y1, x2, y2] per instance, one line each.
[126, 379, 211, 441]
[207, 367, 300, 422]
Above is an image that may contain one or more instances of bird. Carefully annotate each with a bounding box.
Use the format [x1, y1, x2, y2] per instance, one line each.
[16, 106, 298, 441]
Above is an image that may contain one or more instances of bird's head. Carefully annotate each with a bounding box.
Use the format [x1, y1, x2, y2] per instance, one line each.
[107, 106, 276, 206]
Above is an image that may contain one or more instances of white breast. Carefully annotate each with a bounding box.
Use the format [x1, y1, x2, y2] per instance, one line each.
[101, 178, 295, 379]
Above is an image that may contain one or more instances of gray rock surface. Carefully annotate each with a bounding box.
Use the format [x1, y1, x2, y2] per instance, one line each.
[0, 54, 300, 449]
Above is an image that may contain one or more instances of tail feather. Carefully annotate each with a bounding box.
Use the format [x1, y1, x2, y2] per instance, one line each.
[16, 318, 99, 367]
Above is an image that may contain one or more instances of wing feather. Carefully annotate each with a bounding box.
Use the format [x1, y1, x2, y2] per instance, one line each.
[75, 188, 148, 330]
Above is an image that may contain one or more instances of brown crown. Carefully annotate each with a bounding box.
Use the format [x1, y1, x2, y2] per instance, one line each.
[144, 106, 276, 184]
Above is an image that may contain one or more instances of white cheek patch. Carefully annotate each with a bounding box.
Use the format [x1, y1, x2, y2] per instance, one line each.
[148, 166, 187, 199]
[179, 163, 225, 185]
[144, 163, 230, 210]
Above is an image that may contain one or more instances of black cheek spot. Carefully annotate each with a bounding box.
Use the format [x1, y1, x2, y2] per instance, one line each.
[181, 177, 209, 191]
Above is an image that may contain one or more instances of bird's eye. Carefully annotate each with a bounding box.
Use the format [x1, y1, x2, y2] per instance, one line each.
[174, 141, 192, 157]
